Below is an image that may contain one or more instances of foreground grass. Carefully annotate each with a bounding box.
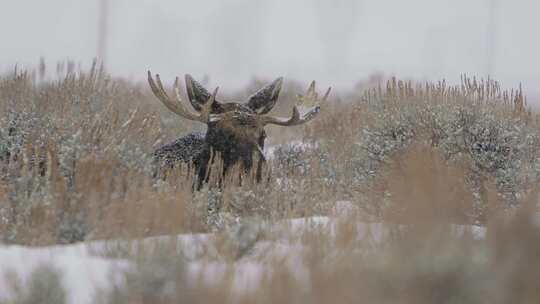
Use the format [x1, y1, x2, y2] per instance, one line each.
[97, 209, 539, 304]
[3, 188, 539, 304]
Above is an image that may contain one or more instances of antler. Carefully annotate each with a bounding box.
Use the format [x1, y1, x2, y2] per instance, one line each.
[148, 71, 220, 123]
[260, 81, 331, 126]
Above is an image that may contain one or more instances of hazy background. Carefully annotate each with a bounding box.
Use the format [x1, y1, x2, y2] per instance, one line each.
[1, 0, 538, 97]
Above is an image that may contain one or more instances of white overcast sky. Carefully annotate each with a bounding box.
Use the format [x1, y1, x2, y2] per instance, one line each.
[0, 0, 538, 97]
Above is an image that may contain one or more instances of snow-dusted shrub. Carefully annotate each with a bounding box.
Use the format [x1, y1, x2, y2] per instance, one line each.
[354, 78, 536, 220]
[0, 63, 164, 244]
[2, 61, 538, 243]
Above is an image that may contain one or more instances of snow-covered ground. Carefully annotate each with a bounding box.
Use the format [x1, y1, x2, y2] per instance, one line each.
[0, 242, 126, 303]
[0, 209, 487, 304]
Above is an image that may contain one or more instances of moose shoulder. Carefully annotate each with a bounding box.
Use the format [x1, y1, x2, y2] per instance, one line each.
[148, 71, 330, 189]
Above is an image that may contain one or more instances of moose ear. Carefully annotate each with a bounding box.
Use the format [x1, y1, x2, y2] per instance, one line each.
[246, 77, 283, 114]
[185, 74, 221, 112]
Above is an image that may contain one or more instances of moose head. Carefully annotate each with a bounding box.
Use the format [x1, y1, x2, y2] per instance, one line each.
[148, 71, 330, 188]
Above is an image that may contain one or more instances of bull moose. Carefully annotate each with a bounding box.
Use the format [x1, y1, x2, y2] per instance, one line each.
[148, 71, 330, 189]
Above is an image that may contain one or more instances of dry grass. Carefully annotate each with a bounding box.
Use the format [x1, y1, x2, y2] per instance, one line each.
[0, 62, 348, 244]
[1, 62, 537, 244]
[1, 62, 540, 302]
[95, 153, 540, 303]
[9, 203, 540, 304]
[0, 58, 540, 303]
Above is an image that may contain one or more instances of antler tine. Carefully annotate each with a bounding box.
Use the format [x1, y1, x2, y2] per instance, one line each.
[306, 81, 317, 100]
[148, 71, 215, 123]
[147, 71, 168, 102]
[260, 106, 320, 127]
[322, 86, 332, 101]
[260, 81, 329, 127]
[155, 74, 169, 98]
[202, 87, 219, 122]
[173, 76, 186, 104]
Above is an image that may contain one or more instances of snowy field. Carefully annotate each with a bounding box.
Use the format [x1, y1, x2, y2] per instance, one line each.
[0, 209, 487, 304]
